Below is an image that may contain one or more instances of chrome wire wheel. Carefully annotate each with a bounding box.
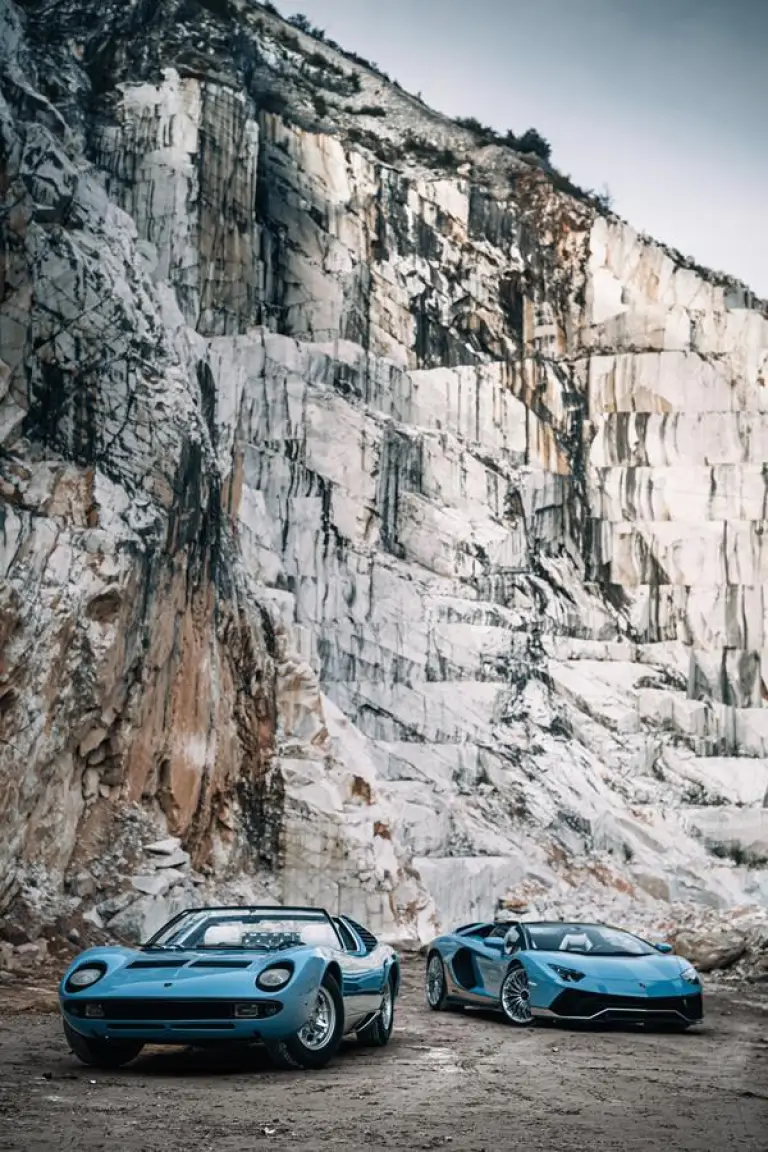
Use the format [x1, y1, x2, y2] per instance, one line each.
[298, 986, 337, 1051]
[426, 953, 445, 1008]
[357, 974, 395, 1046]
[380, 980, 393, 1030]
[501, 965, 533, 1025]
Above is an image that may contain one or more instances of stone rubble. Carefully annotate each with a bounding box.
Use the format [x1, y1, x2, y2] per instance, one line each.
[144, 838, 183, 857]
[0, 0, 767, 964]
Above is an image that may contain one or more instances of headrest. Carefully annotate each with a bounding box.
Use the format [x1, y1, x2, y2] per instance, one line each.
[560, 932, 591, 952]
[202, 923, 245, 947]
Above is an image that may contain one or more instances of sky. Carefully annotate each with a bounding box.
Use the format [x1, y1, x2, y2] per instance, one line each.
[278, 0, 767, 297]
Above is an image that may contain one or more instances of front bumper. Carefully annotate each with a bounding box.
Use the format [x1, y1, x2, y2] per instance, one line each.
[61, 993, 316, 1044]
[532, 988, 703, 1024]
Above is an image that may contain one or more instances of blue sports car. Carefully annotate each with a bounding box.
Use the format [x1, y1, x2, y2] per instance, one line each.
[425, 918, 703, 1030]
[59, 905, 400, 1070]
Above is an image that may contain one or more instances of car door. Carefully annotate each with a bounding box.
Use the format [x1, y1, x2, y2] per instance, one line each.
[473, 924, 523, 998]
[333, 917, 386, 1024]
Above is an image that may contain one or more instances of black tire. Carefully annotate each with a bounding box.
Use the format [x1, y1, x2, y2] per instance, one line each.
[425, 951, 450, 1011]
[499, 961, 534, 1027]
[357, 974, 395, 1047]
[266, 970, 344, 1070]
[63, 1020, 143, 1069]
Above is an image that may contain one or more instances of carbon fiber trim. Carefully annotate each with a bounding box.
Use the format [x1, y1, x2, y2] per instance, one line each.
[550, 988, 703, 1021]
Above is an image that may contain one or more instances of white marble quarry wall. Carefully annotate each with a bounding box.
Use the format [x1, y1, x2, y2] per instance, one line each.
[583, 222, 768, 715]
[201, 317, 768, 924]
[3, 0, 768, 944]
[184, 84, 768, 926]
[92, 67, 540, 372]
[93, 69, 263, 335]
[0, 5, 435, 942]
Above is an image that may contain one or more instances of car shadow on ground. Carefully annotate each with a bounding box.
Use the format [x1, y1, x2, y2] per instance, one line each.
[74, 1035, 384, 1078]
[458, 1004, 708, 1037]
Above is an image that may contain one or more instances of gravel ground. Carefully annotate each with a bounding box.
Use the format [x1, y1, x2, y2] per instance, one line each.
[1, 959, 767, 1152]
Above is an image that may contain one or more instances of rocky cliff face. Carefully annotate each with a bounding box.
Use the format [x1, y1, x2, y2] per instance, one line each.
[2, 0, 768, 960]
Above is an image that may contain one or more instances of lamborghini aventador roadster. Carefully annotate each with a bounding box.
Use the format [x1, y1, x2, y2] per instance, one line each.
[59, 905, 400, 1070]
[425, 918, 703, 1029]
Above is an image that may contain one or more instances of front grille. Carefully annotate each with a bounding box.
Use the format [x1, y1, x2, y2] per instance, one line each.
[65, 998, 284, 1022]
[70, 1000, 236, 1020]
[551, 989, 703, 1021]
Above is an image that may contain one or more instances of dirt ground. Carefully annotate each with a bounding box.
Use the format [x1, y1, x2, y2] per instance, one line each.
[1, 958, 767, 1152]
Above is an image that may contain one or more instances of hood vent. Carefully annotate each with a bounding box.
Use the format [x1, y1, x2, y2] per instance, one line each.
[126, 958, 253, 970]
[127, 960, 181, 969]
[188, 959, 252, 969]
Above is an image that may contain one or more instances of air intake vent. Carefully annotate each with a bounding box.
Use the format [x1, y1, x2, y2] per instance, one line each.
[344, 918, 378, 955]
[189, 960, 252, 969]
[127, 960, 181, 969]
[94, 999, 237, 1021]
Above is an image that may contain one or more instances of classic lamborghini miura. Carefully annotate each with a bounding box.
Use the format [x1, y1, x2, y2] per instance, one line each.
[425, 918, 703, 1029]
[59, 905, 400, 1069]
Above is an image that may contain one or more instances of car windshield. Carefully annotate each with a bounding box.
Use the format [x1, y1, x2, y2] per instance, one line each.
[526, 923, 656, 956]
[144, 909, 342, 951]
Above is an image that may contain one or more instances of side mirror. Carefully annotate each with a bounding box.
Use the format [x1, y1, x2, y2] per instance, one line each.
[653, 942, 673, 954]
[484, 938, 505, 953]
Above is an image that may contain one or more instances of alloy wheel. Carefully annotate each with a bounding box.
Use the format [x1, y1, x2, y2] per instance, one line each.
[501, 965, 533, 1025]
[426, 954, 445, 1008]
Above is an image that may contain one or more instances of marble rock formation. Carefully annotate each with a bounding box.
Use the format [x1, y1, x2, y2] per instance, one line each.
[1, 0, 767, 954]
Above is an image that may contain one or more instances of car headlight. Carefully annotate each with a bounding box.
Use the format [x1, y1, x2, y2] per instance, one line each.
[548, 964, 585, 982]
[680, 965, 700, 985]
[65, 963, 106, 991]
[255, 964, 293, 991]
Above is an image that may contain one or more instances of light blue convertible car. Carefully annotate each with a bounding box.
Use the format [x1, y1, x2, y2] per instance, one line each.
[59, 905, 400, 1069]
[425, 917, 703, 1030]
